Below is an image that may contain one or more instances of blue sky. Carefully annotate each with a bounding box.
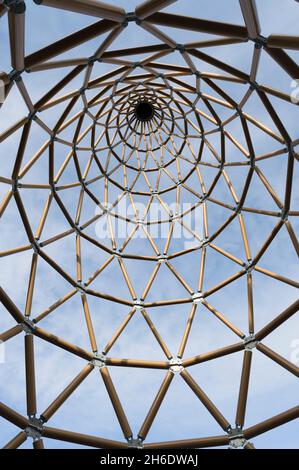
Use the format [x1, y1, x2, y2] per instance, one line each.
[0, 0, 298, 449]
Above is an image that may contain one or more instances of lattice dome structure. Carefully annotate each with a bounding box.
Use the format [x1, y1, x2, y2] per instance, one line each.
[0, 0, 298, 450]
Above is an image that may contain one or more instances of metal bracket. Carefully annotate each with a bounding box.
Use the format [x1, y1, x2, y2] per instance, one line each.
[192, 292, 203, 304]
[169, 357, 183, 373]
[25, 416, 44, 441]
[243, 335, 257, 351]
[4, 0, 26, 14]
[245, 261, 254, 273]
[11, 178, 21, 194]
[175, 44, 185, 53]
[76, 282, 86, 294]
[126, 12, 137, 23]
[134, 300, 144, 310]
[31, 240, 41, 254]
[280, 209, 289, 221]
[228, 428, 246, 449]
[158, 254, 168, 263]
[92, 352, 106, 368]
[28, 110, 37, 121]
[128, 437, 143, 449]
[253, 34, 267, 49]
[21, 319, 36, 334]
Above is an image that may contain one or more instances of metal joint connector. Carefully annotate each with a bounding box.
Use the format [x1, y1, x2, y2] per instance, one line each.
[128, 437, 143, 449]
[133, 300, 144, 310]
[21, 319, 36, 334]
[192, 292, 203, 304]
[92, 352, 106, 368]
[228, 427, 246, 449]
[5, 0, 26, 13]
[175, 44, 185, 53]
[31, 240, 41, 254]
[126, 12, 137, 23]
[243, 335, 257, 350]
[169, 357, 183, 373]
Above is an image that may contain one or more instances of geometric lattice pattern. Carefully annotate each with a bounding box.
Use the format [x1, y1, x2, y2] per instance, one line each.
[0, 0, 298, 449]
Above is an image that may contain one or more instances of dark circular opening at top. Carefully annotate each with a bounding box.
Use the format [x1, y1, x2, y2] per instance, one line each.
[135, 101, 154, 122]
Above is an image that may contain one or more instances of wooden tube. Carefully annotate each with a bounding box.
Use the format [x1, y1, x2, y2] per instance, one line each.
[146, 12, 248, 39]
[34, 326, 93, 361]
[3, 431, 27, 449]
[0, 324, 23, 343]
[26, 19, 115, 68]
[81, 294, 97, 352]
[34, 0, 126, 22]
[100, 367, 132, 439]
[190, 48, 249, 81]
[25, 334, 37, 416]
[35, 195, 53, 240]
[141, 263, 161, 300]
[247, 273, 254, 334]
[41, 364, 94, 421]
[140, 21, 176, 48]
[0, 117, 27, 145]
[244, 406, 299, 439]
[202, 301, 245, 338]
[25, 253, 38, 317]
[182, 342, 244, 368]
[76, 234, 82, 282]
[8, 8, 25, 71]
[103, 309, 136, 354]
[285, 221, 299, 257]
[38, 250, 77, 287]
[257, 343, 299, 377]
[138, 371, 174, 440]
[244, 441, 255, 449]
[105, 357, 169, 369]
[255, 298, 299, 341]
[34, 64, 86, 110]
[34, 289, 77, 323]
[0, 5, 7, 17]
[14, 191, 35, 243]
[178, 304, 197, 358]
[102, 44, 169, 59]
[0, 402, 29, 429]
[165, 262, 194, 295]
[267, 35, 299, 51]
[239, 0, 260, 38]
[33, 439, 44, 449]
[238, 214, 251, 260]
[254, 265, 299, 289]
[235, 350, 252, 427]
[181, 370, 230, 431]
[141, 309, 172, 359]
[251, 220, 283, 265]
[12, 121, 32, 180]
[0, 286, 25, 323]
[118, 258, 137, 300]
[43, 426, 128, 448]
[210, 244, 244, 267]
[136, 0, 177, 20]
[265, 47, 299, 80]
[144, 434, 229, 449]
[198, 246, 206, 292]
[203, 270, 245, 298]
[0, 189, 13, 218]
